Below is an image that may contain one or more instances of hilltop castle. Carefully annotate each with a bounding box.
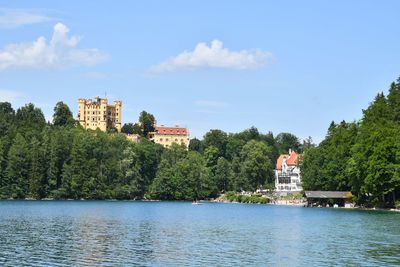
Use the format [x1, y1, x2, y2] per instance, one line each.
[77, 97, 190, 148]
[78, 97, 122, 132]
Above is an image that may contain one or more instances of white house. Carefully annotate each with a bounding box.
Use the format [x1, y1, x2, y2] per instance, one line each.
[275, 149, 302, 194]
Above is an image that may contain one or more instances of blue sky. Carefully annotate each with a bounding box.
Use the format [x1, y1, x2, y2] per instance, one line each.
[1, 1, 400, 142]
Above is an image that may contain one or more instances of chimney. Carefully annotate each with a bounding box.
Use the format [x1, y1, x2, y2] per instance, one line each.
[289, 148, 292, 155]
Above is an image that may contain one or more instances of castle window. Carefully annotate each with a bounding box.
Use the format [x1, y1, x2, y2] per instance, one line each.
[160, 138, 163, 142]
[175, 139, 178, 142]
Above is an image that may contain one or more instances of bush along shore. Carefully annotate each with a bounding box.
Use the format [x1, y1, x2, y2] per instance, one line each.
[217, 192, 270, 204]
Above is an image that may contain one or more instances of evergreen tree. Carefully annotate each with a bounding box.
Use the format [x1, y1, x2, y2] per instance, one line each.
[6, 134, 30, 198]
[15, 103, 46, 133]
[387, 80, 400, 122]
[28, 137, 47, 199]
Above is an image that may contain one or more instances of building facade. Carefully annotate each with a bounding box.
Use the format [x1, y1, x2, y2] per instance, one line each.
[275, 150, 302, 194]
[149, 125, 190, 148]
[125, 133, 141, 143]
[78, 97, 122, 132]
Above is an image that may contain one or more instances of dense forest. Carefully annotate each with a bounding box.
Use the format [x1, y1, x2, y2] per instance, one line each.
[0, 101, 307, 200]
[301, 78, 400, 208]
[1, 78, 398, 207]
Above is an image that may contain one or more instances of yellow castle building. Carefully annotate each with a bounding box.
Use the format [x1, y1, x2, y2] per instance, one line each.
[78, 97, 122, 132]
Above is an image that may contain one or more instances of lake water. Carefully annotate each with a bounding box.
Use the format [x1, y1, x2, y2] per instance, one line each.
[0, 201, 399, 266]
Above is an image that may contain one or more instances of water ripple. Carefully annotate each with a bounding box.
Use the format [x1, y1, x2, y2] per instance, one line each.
[0, 201, 399, 266]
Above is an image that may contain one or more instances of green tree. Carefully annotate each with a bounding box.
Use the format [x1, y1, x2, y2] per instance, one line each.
[122, 123, 134, 134]
[203, 129, 228, 158]
[214, 157, 233, 192]
[118, 146, 143, 199]
[148, 157, 176, 200]
[139, 111, 156, 137]
[15, 103, 46, 133]
[53, 101, 75, 127]
[225, 136, 245, 160]
[47, 129, 73, 192]
[6, 134, 30, 198]
[275, 132, 301, 154]
[0, 102, 15, 136]
[240, 140, 274, 191]
[0, 139, 7, 190]
[189, 138, 202, 152]
[387, 79, 400, 122]
[301, 121, 358, 192]
[28, 137, 47, 199]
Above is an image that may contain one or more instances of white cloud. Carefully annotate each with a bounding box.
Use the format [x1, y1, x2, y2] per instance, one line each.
[0, 23, 109, 70]
[150, 40, 272, 73]
[81, 71, 112, 79]
[0, 8, 52, 28]
[0, 90, 22, 102]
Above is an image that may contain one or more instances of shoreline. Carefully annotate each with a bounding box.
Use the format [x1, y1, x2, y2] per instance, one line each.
[1, 198, 400, 213]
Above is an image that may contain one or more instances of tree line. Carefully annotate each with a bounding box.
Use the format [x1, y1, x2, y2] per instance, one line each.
[301, 78, 400, 208]
[0, 101, 308, 200]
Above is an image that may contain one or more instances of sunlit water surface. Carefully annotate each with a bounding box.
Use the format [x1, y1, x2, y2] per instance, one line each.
[0, 201, 399, 266]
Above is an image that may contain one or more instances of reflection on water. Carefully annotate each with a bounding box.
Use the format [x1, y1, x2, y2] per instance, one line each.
[0, 201, 399, 266]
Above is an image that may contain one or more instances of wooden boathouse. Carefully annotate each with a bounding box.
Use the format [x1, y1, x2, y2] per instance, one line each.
[305, 191, 353, 207]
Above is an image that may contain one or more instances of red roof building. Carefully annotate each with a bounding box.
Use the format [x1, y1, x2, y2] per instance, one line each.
[155, 126, 188, 136]
[149, 125, 190, 149]
[275, 150, 301, 170]
[275, 149, 302, 193]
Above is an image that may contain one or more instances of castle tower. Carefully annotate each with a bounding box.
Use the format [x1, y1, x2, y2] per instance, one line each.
[78, 99, 87, 128]
[114, 100, 122, 132]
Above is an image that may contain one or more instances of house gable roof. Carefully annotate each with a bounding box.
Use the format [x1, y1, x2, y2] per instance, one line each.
[276, 151, 301, 170]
